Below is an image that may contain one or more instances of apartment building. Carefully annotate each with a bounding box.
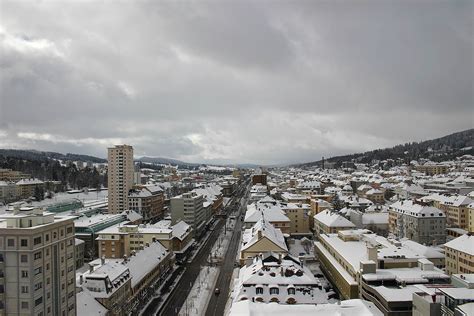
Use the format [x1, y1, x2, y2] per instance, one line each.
[107, 145, 134, 214]
[96, 220, 192, 259]
[170, 191, 206, 237]
[389, 200, 446, 245]
[0, 207, 77, 315]
[313, 209, 355, 237]
[0, 182, 17, 204]
[444, 234, 474, 275]
[244, 202, 291, 234]
[415, 163, 449, 175]
[232, 253, 328, 305]
[128, 185, 165, 221]
[439, 195, 472, 230]
[364, 188, 384, 204]
[282, 203, 311, 235]
[314, 229, 446, 301]
[0, 169, 30, 182]
[15, 179, 45, 200]
[240, 219, 288, 266]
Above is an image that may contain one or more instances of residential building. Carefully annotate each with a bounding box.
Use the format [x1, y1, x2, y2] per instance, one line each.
[439, 195, 472, 230]
[0, 207, 77, 315]
[313, 209, 355, 237]
[107, 145, 134, 214]
[252, 174, 267, 185]
[96, 220, 193, 260]
[229, 299, 383, 316]
[444, 234, 474, 275]
[0, 181, 17, 204]
[282, 203, 311, 235]
[240, 219, 288, 266]
[314, 229, 446, 301]
[170, 191, 206, 237]
[128, 185, 164, 221]
[78, 241, 173, 315]
[0, 169, 30, 182]
[232, 253, 329, 305]
[244, 202, 291, 234]
[389, 200, 446, 245]
[364, 188, 384, 204]
[15, 179, 45, 199]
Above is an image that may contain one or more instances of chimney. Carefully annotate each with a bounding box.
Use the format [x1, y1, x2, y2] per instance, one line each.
[101, 255, 105, 265]
[89, 264, 94, 274]
[278, 253, 282, 264]
[79, 275, 83, 285]
[257, 230, 262, 239]
[367, 246, 377, 262]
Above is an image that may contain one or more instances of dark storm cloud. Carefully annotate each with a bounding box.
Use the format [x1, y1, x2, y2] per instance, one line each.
[0, 0, 472, 165]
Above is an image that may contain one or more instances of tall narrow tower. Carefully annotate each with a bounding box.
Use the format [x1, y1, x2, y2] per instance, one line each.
[107, 145, 134, 213]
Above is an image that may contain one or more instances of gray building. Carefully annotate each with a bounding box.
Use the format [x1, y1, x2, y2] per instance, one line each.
[0, 207, 77, 315]
[389, 200, 447, 245]
[171, 191, 206, 237]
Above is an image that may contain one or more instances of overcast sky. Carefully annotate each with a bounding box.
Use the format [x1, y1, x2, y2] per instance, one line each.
[0, 0, 472, 165]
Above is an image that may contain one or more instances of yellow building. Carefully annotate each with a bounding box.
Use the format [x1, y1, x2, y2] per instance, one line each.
[438, 195, 473, 229]
[469, 202, 474, 232]
[239, 219, 288, 266]
[282, 203, 311, 235]
[97, 220, 193, 258]
[364, 188, 384, 204]
[313, 209, 355, 237]
[444, 234, 474, 275]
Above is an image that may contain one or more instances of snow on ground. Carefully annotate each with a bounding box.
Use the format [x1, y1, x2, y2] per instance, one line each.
[288, 238, 314, 258]
[178, 266, 219, 316]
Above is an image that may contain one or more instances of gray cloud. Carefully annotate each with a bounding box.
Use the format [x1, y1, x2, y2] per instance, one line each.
[0, 0, 472, 165]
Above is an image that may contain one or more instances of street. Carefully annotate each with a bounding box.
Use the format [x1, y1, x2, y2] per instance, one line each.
[205, 187, 249, 316]
[142, 179, 250, 315]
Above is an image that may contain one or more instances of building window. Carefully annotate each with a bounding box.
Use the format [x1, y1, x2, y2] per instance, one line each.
[270, 288, 279, 295]
[21, 301, 29, 309]
[21, 239, 28, 247]
[21, 270, 28, 278]
[34, 282, 43, 291]
[256, 287, 263, 295]
[34, 297, 43, 307]
[34, 237, 42, 245]
[21, 286, 29, 293]
[7, 239, 14, 247]
[288, 288, 295, 295]
[34, 267, 42, 275]
[45, 234, 49, 242]
[20, 255, 28, 263]
[34, 252, 42, 260]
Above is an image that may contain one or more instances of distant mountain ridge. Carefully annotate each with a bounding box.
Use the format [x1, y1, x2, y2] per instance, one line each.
[297, 128, 474, 167]
[137, 156, 198, 166]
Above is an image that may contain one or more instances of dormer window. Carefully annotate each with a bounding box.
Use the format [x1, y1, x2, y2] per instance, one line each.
[256, 287, 263, 295]
[287, 288, 295, 295]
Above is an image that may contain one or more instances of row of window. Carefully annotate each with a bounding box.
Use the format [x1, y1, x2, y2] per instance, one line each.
[255, 287, 294, 295]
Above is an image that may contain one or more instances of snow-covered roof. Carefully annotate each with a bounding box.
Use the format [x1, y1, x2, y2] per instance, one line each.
[245, 204, 290, 223]
[229, 299, 383, 316]
[127, 241, 169, 288]
[314, 210, 356, 228]
[76, 288, 108, 316]
[16, 178, 44, 185]
[242, 219, 288, 252]
[444, 234, 474, 255]
[390, 200, 445, 218]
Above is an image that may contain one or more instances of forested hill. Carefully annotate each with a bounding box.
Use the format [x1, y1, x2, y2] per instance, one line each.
[0, 149, 107, 190]
[0, 149, 106, 163]
[298, 129, 474, 167]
